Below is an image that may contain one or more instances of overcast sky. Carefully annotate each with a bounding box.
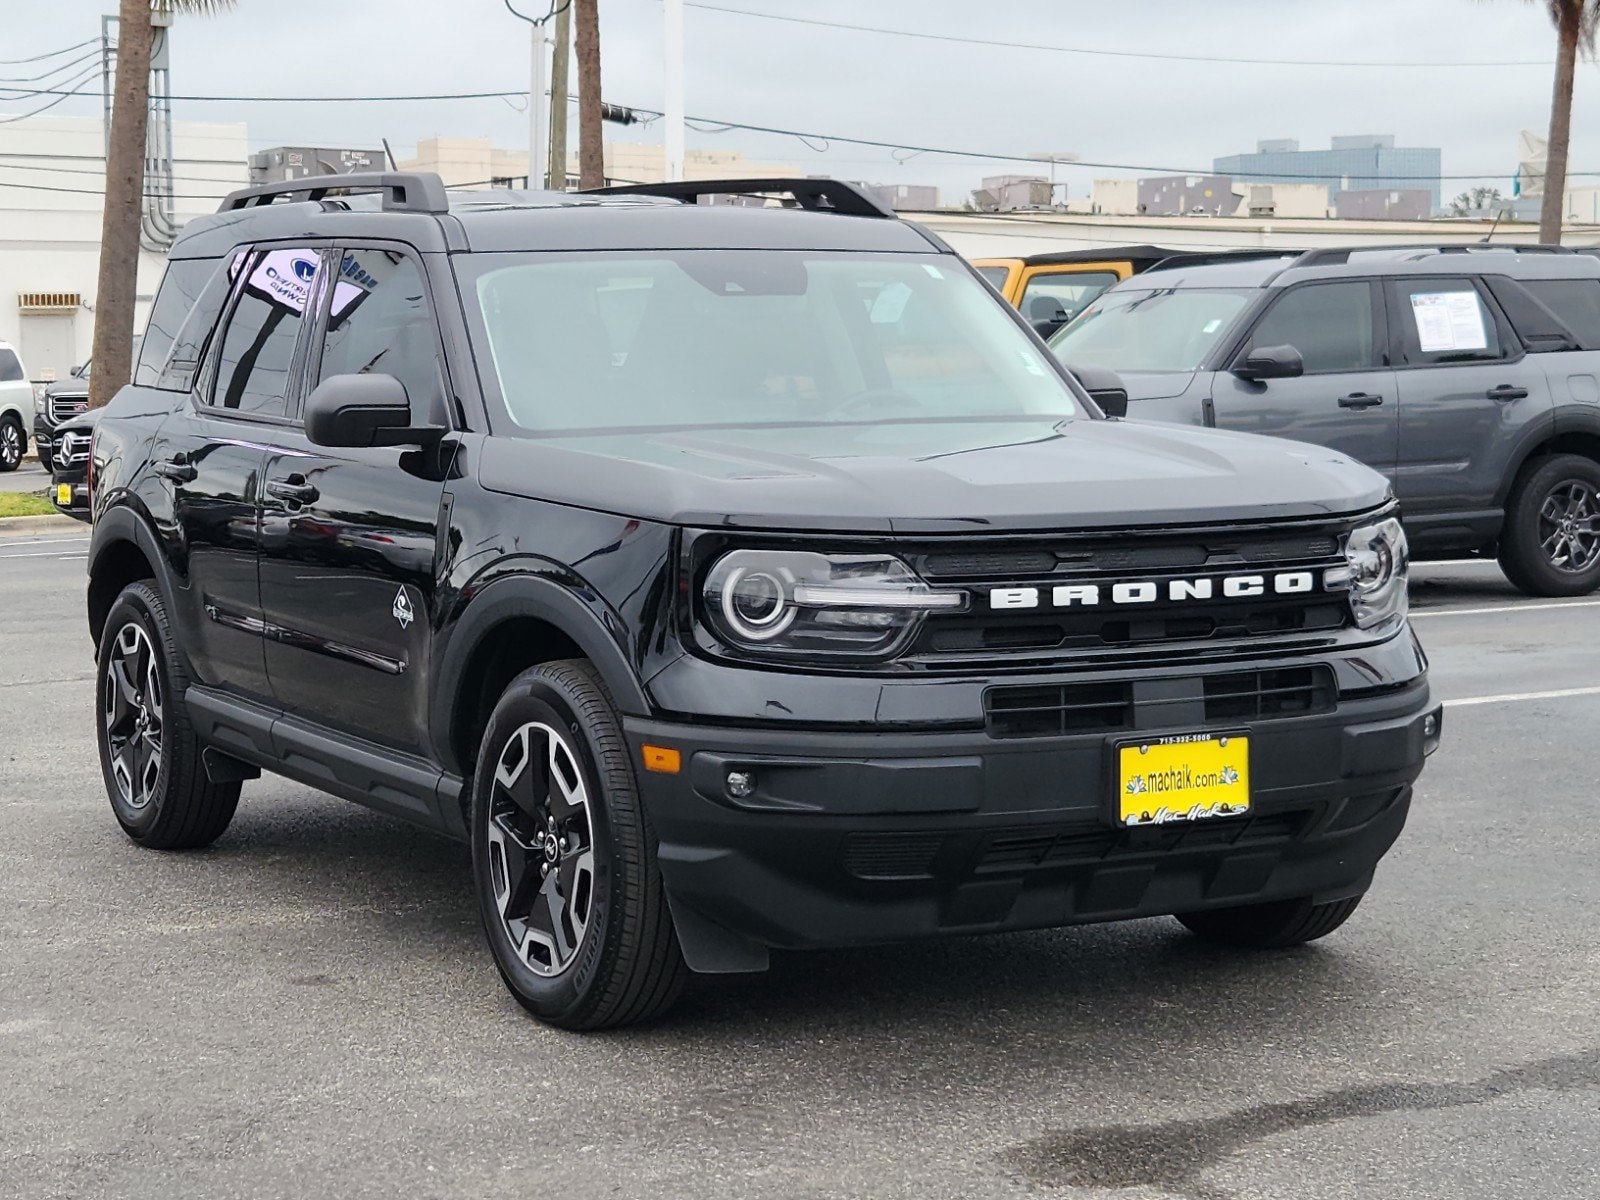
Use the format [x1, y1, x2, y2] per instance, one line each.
[11, 0, 1600, 205]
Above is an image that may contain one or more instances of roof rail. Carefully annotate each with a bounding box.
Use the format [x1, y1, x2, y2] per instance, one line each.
[1293, 242, 1576, 267]
[1144, 248, 1305, 273]
[585, 177, 896, 218]
[218, 172, 449, 215]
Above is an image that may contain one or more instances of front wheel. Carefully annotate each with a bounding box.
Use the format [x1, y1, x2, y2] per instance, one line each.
[1174, 894, 1363, 949]
[1499, 454, 1600, 597]
[0, 414, 22, 472]
[470, 659, 686, 1030]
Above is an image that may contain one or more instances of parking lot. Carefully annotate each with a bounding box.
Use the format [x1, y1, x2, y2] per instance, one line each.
[2, 523, 1597, 1200]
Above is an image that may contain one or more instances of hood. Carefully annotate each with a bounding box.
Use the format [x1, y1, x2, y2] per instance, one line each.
[479, 418, 1389, 534]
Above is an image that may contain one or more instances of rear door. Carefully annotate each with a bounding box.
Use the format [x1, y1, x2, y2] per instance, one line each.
[151, 247, 321, 701]
[1208, 278, 1400, 478]
[257, 244, 453, 753]
[1386, 275, 1553, 523]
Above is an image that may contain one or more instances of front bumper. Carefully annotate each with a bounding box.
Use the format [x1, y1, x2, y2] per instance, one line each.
[626, 670, 1439, 972]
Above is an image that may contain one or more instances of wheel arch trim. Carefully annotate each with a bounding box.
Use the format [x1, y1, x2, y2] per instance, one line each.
[87, 504, 180, 650]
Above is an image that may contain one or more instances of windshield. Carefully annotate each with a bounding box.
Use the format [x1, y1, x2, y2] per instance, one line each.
[1048, 286, 1254, 373]
[464, 251, 1079, 434]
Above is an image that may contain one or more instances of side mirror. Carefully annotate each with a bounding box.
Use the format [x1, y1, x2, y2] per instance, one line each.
[1069, 364, 1130, 419]
[304, 374, 445, 449]
[1233, 343, 1304, 382]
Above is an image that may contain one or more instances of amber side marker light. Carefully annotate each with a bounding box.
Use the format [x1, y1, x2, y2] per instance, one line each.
[641, 745, 682, 774]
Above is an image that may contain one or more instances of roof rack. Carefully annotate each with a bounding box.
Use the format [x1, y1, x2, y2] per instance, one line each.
[218, 171, 449, 215]
[1293, 242, 1576, 267]
[1143, 248, 1305, 273]
[585, 177, 895, 219]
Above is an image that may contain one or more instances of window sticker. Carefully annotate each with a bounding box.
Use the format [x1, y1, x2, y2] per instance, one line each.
[869, 281, 912, 324]
[1410, 290, 1488, 353]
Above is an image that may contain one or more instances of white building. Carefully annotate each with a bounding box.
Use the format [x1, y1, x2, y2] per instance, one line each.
[0, 114, 249, 381]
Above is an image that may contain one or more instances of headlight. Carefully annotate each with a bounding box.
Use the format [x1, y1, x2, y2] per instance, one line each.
[1324, 516, 1408, 629]
[702, 549, 965, 658]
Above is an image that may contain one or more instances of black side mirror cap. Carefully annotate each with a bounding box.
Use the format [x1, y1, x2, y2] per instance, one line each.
[1233, 343, 1304, 382]
[1068, 363, 1130, 418]
[304, 373, 446, 449]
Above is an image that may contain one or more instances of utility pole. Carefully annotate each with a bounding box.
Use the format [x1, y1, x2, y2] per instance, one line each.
[575, 0, 603, 188]
[529, 19, 547, 188]
[663, 0, 684, 182]
[547, 0, 571, 189]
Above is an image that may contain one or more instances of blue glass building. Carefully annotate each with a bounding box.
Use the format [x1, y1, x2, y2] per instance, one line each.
[1214, 136, 1443, 213]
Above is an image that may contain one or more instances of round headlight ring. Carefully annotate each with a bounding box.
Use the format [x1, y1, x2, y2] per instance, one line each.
[719, 566, 797, 641]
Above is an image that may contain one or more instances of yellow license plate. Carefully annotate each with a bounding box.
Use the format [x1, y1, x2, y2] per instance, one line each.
[55, 483, 73, 506]
[1117, 733, 1250, 827]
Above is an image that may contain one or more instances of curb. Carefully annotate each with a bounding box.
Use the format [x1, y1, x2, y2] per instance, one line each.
[0, 513, 85, 535]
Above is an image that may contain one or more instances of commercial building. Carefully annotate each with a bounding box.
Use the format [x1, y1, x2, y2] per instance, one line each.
[1214, 135, 1443, 212]
[1139, 175, 1235, 217]
[0, 114, 249, 381]
[1335, 189, 1434, 221]
[249, 145, 385, 184]
[974, 175, 1053, 212]
[863, 182, 939, 212]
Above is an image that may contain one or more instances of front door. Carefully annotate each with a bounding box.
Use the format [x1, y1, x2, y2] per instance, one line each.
[1209, 278, 1400, 479]
[1385, 275, 1553, 524]
[258, 246, 454, 752]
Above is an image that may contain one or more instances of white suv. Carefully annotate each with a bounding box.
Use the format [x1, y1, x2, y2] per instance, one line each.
[0, 340, 30, 472]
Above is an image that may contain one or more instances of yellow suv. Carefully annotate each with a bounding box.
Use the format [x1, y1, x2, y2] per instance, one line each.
[973, 246, 1183, 337]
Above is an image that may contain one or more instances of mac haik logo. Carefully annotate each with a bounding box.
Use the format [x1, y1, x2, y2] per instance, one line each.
[988, 571, 1319, 610]
[393, 587, 415, 630]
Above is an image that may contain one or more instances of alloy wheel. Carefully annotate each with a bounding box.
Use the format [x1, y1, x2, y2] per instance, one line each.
[103, 622, 164, 809]
[0, 422, 20, 469]
[485, 721, 596, 977]
[1538, 480, 1600, 574]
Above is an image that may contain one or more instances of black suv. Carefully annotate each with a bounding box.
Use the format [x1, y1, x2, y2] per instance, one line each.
[33, 362, 91, 473]
[86, 173, 1441, 1029]
[1049, 244, 1600, 596]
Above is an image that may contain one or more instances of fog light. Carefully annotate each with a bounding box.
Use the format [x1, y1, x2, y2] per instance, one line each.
[726, 770, 756, 799]
[1424, 713, 1438, 738]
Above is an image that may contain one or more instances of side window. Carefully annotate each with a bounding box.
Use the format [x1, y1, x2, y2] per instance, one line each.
[975, 265, 1011, 290]
[0, 348, 22, 382]
[1388, 277, 1508, 365]
[1521, 278, 1600, 349]
[318, 249, 448, 425]
[153, 255, 237, 392]
[1018, 270, 1120, 328]
[209, 246, 322, 418]
[1243, 281, 1379, 373]
[134, 258, 216, 387]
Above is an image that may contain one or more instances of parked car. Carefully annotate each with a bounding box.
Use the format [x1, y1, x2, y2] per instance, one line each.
[33, 361, 91, 473]
[0, 339, 32, 472]
[1049, 244, 1600, 596]
[50, 407, 99, 522]
[85, 172, 1440, 1029]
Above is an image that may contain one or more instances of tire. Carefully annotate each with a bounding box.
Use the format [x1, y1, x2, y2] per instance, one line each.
[1175, 894, 1363, 949]
[37, 444, 53, 474]
[470, 658, 686, 1030]
[96, 581, 240, 849]
[1498, 453, 1600, 597]
[0, 413, 22, 472]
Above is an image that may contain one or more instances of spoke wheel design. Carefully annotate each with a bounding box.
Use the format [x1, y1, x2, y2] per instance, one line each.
[1538, 480, 1600, 574]
[0, 420, 20, 470]
[485, 721, 596, 978]
[103, 622, 164, 810]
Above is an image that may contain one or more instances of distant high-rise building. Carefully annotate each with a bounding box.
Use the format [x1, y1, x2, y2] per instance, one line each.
[1214, 135, 1442, 212]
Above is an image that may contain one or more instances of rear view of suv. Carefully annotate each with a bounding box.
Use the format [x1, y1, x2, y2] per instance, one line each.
[84, 173, 1440, 1029]
[1050, 245, 1600, 596]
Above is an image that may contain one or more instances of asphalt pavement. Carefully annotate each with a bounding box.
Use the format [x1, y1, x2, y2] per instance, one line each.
[0, 458, 50, 494]
[2, 529, 1597, 1200]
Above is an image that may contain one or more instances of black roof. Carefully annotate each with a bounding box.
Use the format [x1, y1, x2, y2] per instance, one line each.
[990, 245, 1184, 268]
[173, 173, 940, 259]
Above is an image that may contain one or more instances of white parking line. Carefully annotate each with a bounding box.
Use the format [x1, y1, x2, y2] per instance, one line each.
[1449, 685, 1600, 708]
[0, 549, 87, 560]
[1411, 599, 1600, 618]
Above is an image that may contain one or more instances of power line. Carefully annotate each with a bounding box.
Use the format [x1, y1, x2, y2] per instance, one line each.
[0, 47, 105, 87]
[682, 2, 1557, 69]
[0, 84, 527, 102]
[0, 66, 103, 126]
[0, 38, 99, 67]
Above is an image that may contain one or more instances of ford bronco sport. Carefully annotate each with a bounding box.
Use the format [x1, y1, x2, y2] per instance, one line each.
[85, 173, 1441, 1029]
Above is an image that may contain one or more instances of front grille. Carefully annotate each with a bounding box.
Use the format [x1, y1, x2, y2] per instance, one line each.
[56, 430, 91, 467]
[975, 808, 1311, 871]
[48, 393, 88, 425]
[984, 665, 1336, 740]
[907, 524, 1353, 663]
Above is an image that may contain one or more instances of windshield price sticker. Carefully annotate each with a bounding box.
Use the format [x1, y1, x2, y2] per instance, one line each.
[1410, 290, 1488, 354]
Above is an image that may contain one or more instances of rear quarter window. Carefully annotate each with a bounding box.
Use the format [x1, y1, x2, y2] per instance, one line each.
[1521, 278, 1600, 349]
[135, 258, 221, 388]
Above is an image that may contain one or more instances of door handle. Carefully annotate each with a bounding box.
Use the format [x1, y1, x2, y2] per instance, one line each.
[1486, 384, 1529, 402]
[153, 455, 197, 483]
[1337, 392, 1384, 409]
[266, 475, 319, 505]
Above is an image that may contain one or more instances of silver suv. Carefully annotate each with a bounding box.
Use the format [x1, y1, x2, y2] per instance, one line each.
[1050, 244, 1600, 596]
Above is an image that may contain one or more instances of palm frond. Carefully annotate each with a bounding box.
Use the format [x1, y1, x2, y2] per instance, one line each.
[150, 0, 238, 14]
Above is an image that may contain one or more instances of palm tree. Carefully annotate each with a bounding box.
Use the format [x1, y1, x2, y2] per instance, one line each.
[574, 0, 603, 189]
[90, 0, 233, 409]
[1531, 0, 1599, 244]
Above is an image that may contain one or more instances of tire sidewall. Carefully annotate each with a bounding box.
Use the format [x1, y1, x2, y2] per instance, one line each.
[1506, 455, 1600, 596]
[96, 583, 176, 838]
[470, 672, 624, 1024]
[0, 415, 22, 472]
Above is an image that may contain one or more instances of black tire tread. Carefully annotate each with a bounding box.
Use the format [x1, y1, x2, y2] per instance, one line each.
[1176, 894, 1362, 950]
[101, 581, 240, 850]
